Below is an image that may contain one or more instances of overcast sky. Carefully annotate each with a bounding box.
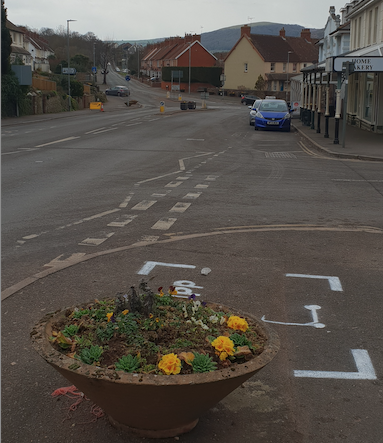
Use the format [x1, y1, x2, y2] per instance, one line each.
[7, 0, 349, 41]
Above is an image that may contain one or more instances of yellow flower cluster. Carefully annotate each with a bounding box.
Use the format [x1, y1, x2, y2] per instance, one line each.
[211, 336, 235, 360]
[227, 316, 249, 332]
[158, 353, 182, 375]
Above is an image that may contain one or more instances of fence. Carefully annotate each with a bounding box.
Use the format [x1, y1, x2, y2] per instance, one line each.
[32, 76, 57, 91]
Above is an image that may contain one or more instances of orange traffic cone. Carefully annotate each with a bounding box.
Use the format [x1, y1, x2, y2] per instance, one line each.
[100, 103, 104, 112]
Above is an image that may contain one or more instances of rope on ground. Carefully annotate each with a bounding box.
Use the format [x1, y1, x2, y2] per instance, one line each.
[51, 385, 104, 423]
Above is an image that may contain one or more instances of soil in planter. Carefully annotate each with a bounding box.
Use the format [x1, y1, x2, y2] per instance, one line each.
[49, 292, 267, 375]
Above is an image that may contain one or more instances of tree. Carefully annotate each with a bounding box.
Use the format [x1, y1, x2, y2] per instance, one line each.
[1, 0, 12, 75]
[99, 42, 114, 84]
[254, 74, 266, 91]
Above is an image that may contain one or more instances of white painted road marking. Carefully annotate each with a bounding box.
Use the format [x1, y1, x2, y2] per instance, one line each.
[131, 200, 157, 210]
[119, 193, 134, 208]
[85, 127, 106, 134]
[165, 181, 183, 188]
[35, 136, 80, 147]
[294, 349, 377, 380]
[173, 280, 203, 298]
[195, 184, 209, 189]
[262, 305, 325, 328]
[107, 215, 137, 227]
[137, 261, 196, 275]
[286, 274, 343, 291]
[79, 232, 114, 246]
[183, 192, 201, 199]
[151, 217, 177, 230]
[169, 202, 191, 213]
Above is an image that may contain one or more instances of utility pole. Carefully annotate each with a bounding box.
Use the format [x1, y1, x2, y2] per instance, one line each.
[67, 19, 76, 111]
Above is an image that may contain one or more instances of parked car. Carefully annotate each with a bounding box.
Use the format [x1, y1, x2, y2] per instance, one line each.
[253, 99, 293, 132]
[248, 99, 262, 126]
[150, 77, 161, 82]
[241, 94, 260, 105]
[105, 86, 130, 97]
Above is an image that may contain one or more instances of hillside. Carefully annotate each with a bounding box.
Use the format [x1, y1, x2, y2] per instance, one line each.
[113, 22, 324, 52]
[201, 22, 324, 52]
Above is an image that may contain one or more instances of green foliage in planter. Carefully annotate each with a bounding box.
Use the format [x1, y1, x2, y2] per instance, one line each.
[115, 354, 141, 373]
[230, 333, 253, 349]
[96, 322, 116, 342]
[191, 353, 217, 373]
[62, 324, 79, 337]
[78, 345, 103, 365]
[72, 308, 90, 319]
[50, 284, 267, 374]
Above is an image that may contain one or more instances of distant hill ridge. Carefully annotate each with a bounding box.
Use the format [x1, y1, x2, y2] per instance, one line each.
[114, 22, 324, 52]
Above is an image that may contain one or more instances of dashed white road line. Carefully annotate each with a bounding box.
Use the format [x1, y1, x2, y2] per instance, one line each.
[195, 184, 209, 189]
[108, 215, 137, 227]
[35, 136, 80, 148]
[85, 128, 106, 134]
[183, 192, 202, 199]
[169, 202, 192, 213]
[165, 181, 183, 188]
[79, 232, 115, 246]
[151, 217, 177, 230]
[91, 128, 118, 135]
[119, 193, 134, 208]
[131, 200, 157, 210]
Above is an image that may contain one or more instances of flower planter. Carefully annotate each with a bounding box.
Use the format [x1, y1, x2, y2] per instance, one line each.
[31, 302, 279, 438]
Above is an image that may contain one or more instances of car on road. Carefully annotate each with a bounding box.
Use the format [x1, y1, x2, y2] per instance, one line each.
[105, 86, 130, 97]
[241, 94, 260, 105]
[253, 99, 293, 132]
[248, 99, 262, 126]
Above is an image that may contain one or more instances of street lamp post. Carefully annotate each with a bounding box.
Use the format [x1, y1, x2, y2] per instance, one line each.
[67, 19, 76, 111]
[286, 51, 292, 104]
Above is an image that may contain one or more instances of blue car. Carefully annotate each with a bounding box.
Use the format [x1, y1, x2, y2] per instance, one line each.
[254, 99, 293, 132]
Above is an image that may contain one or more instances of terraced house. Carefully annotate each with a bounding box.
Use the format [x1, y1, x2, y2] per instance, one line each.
[223, 25, 319, 98]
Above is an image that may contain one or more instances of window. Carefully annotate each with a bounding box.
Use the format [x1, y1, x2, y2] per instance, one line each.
[244, 63, 248, 72]
[282, 63, 286, 72]
[373, 7, 378, 44]
[270, 62, 275, 72]
[293, 63, 297, 72]
[272, 81, 277, 91]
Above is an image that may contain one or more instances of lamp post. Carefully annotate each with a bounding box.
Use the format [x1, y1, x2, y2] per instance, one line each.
[67, 19, 76, 111]
[286, 51, 292, 104]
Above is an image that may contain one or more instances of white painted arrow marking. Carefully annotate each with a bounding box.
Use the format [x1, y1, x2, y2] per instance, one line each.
[137, 261, 196, 275]
[294, 349, 377, 380]
[286, 274, 343, 291]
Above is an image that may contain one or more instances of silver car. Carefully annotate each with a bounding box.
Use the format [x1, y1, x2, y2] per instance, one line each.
[249, 99, 262, 126]
[105, 86, 130, 97]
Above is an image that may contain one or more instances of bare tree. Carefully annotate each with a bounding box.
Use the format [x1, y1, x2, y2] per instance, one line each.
[99, 42, 114, 84]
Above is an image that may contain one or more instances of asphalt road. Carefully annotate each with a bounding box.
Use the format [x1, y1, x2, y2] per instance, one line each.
[2, 78, 383, 443]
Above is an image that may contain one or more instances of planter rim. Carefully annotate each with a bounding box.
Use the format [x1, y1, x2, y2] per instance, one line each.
[31, 300, 280, 386]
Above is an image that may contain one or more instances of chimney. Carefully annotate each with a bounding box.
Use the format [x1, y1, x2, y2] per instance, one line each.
[241, 25, 251, 37]
[279, 27, 286, 38]
[300, 28, 311, 40]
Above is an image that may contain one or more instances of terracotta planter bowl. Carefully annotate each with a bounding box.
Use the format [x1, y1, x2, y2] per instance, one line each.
[31, 302, 280, 438]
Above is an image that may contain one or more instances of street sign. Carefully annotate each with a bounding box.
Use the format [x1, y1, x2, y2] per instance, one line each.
[62, 67, 76, 75]
[91, 66, 97, 74]
[333, 56, 383, 72]
[125, 75, 131, 81]
[160, 101, 165, 106]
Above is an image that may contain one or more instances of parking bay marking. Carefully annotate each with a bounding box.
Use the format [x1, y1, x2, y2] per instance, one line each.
[286, 273, 343, 291]
[294, 349, 377, 380]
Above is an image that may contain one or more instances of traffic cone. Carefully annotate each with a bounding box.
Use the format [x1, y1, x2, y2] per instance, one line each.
[100, 103, 104, 112]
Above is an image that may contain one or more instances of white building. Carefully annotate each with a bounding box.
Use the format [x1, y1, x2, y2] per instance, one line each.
[342, 0, 383, 132]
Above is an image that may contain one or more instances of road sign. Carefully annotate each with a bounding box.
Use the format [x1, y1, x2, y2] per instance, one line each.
[333, 56, 383, 72]
[62, 68, 76, 75]
[160, 101, 165, 106]
[125, 75, 131, 81]
[91, 66, 97, 74]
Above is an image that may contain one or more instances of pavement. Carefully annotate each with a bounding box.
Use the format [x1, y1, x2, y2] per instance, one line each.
[292, 113, 383, 162]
